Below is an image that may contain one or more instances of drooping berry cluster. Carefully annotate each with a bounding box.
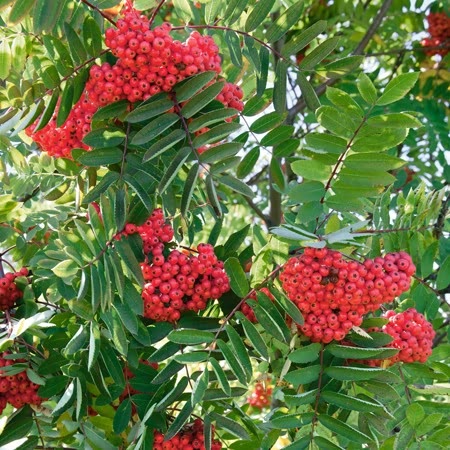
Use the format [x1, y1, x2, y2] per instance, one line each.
[118, 208, 174, 254]
[153, 419, 222, 450]
[279, 248, 415, 343]
[27, 2, 243, 159]
[421, 12, 450, 56]
[0, 268, 28, 311]
[366, 309, 435, 366]
[116, 208, 230, 322]
[241, 287, 274, 323]
[247, 381, 272, 409]
[0, 353, 44, 413]
[141, 243, 230, 322]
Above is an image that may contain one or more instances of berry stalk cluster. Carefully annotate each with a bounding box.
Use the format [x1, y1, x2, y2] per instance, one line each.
[26, 2, 244, 159]
[421, 12, 450, 56]
[153, 419, 222, 450]
[0, 268, 28, 312]
[0, 353, 44, 413]
[117, 209, 230, 322]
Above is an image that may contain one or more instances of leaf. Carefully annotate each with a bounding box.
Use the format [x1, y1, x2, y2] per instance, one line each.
[199, 142, 243, 164]
[64, 22, 88, 65]
[0, 38, 11, 80]
[291, 159, 332, 182]
[52, 259, 79, 278]
[260, 125, 294, 147]
[192, 369, 209, 406]
[0, 407, 33, 447]
[304, 133, 346, 154]
[314, 436, 343, 450]
[77, 147, 123, 166]
[256, 46, 270, 96]
[436, 255, 450, 290]
[224, 0, 249, 26]
[357, 73, 377, 104]
[165, 400, 193, 440]
[209, 358, 231, 396]
[64, 324, 88, 355]
[344, 153, 405, 171]
[126, 97, 173, 123]
[321, 391, 383, 413]
[143, 129, 186, 162]
[219, 175, 255, 198]
[173, 0, 192, 22]
[235, 312, 269, 360]
[56, 80, 74, 127]
[83, 15, 103, 56]
[416, 413, 443, 436]
[320, 55, 364, 78]
[93, 100, 129, 122]
[270, 157, 286, 191]
[377, 72, 419, 106]
[88, 321, 101, 371]
[226, 324, 252, 379]
[112, 397, 132, 434]
[208, 412, 250, 440]
[53, 381, 76, 416]
[216, 339, 247, 385]
[181, 163, 200, 216]
[289, 343, 322, 364]
[158, 147, 191, 194]
[316, 105, 357, 138]
[225, 30, 242, 67]
[285, 389, 318, 407]
[181, 81, 225, 119]
[204, 0, 222, 24]
[237, 147, 260, 179]
[205, 174, 222, 217]
[273, 60, 288, 112]
[326, 86, 364, 119]
[245, 0, 275, 32]
[168, 329, 215, 345]
[271, 289, 304, 325]
[282, 20, 327, 56]
[406, 403, 425, 428]
[175, 71, 218, 103]
[41, 64, 60, 89]
[131, 113, 179, 145]
[193, 122, 242, 148]
[326, 344, 398, 360]
[114, 238, 144, 286]
[8, 0, 35, 24]
[83, 127, 125, 148]
[284, 365, 321, 386]
[155, 377, 189, 412]
[224, 257, 250, 298]
[368, 112, 422, 129]
[298, 73, 321, 111]
[83, 422, 117, 450]
[266, 1, 305, 43]
[325, 366, 387, 381]
[299, 36, 340, 70]
[318, 414, 373, 444]
[188, 108, 239, 133]
[123, 173, 153, 212]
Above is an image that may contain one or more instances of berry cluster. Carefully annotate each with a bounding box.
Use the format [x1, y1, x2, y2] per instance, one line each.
[117, 208, 174, 254]
[0, 268, 28, 311]
[422, 12, 450, 56]
[27, 2, 243, 159]
[141, 243, 229, 322]
[247, 381, 272, 409]
[366, 309, 435, 366]
[241, 287, 273, 323]
[116, 208, 230, 322]
[153, 419, 222, 450]
[279, 248, 415, 343]
[0, 353, 44, 413]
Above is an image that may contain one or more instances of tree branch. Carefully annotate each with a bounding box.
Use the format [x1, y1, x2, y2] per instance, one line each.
[286, 0, 393, 123]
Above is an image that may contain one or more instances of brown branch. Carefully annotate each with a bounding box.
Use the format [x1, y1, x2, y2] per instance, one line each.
[286, 0, 394, 123]
[80, 0, 117, 25]
[149, 0, 167, 28]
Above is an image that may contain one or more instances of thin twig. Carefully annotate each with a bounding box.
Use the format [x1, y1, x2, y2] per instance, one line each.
[149, 0, 167, 28]
[80, 0, 117, 25]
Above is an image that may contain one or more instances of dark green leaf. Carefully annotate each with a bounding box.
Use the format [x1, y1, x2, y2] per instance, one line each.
[245, 0, 275, 32]
[321, 391, 383, 412]
[321, 55, 364, 78]
[209, 357, 231, 396]
[270, 157, 286, 191]
[155, 377, 189, 412]
[53, 381, 76, 416]
[285, 389, 318, 407]
[224, 257, 250, 297]
[357, 73, 377, 104]
[83, 422, 117, 450]
[285, 365, 321, 386]
[143, 129, 186, 162]
[325, 366, 387, 381]
[226, 324, 252, 379]
[250, 112, 286, 134]
[199, 142, 243, 164]
[56, 80, 74, 127]
[125, 97, 173, 123]
[235, 312, 269, 360]
[77, 147, 123, 166]
[193, 122, 242, 148]
[225, 30, 242, 67]
[131, 113, 179, 145]
[237, 147, 260, 179]
[436, 255, 450, 290]
[314, 436, 344, 450]
[0, 406, 33, 447]
[216, 339, 247, 384]
[224, 0, 249, 26]
[273, 60, 288, 112]
[8, 0, 35, 24]
[93, 100, 129, 122]
[64, 22, 87, 65]
[114, 238, 144, 286]
[113, 398, 131, 434]
[326, 344, 398, 359]
[188, 108, 239, 133]
[192, 369, 209, 406]
[181, 163, 200, 216]
[289, 343, 322, 363]
[282, 20, 327, 56]
[318, 414, 373, 444]
[83, 127, 125, 148]
[83, 15, 103, 56]
[158, 147, 191, 194]
[219, 175, 255, 198]
[299, 36, 340, 70]
[181, 81, 225, 119]
[123, 173, 154, 212]
[205, 174, 222, 217]
[298, 73, 321, 111]
[168, 329, 215, 345]
[165, 401, 193, 440]
[208, 412, 250, 440]
[223, 224, 250, 256]
[256, 46, 270, 96]
[266, 1, 305, 43]
[175, 71, 218, 102]
[175, 352, 209, 364]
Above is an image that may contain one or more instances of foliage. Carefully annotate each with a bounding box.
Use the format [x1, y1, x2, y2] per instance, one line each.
[0, 0, 449, 449]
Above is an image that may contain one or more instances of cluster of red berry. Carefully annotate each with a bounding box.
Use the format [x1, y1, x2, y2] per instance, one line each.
[362, 308, 435, 366]
[278, 247, 415, 343]
[153, 419, 222, 450]
[26, 2, 243, 159]
[422, 12, 450, 56]
[247, 381, 272, 409]
[0, 353, 44, 413]
[0, 268, 28, 311]
[116, 208, 230, 322]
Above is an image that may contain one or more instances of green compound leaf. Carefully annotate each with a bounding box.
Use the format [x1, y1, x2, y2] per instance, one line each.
[318, 414, 373, 444]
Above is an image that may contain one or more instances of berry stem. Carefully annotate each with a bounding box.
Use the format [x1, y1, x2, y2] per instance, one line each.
[79, 0, 117, 25]
[0, 245, 16, 257]
[149, 0, 167, 28]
